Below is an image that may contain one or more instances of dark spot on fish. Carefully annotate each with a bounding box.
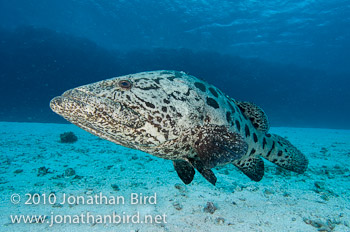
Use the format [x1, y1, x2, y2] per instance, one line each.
[253, 133, 258, 143]
[162, 130, 169, 140]
[227, 101, 236, 113]
[174, 71, 183, 79]
[266, 149, 273, 158]
[169, 91, 187, 101]
[204, 116, 211, 123]
[263, 138, 267, 149]
[161, 106, 167, 113]
[250, 148, 256, 155]
[154, 77, 162, 84]
[209, 87, 218, 98]
[167, 76, 176, 81]
[145, 102, 155, 109]
[173, 150, 180, 155]
[235, 120, 241, 131]
[163, 99, 170, 104]
[161, 71, 172, 75]
[140, 85, 160, 90]
[206, 97, 219, 109]
[277, 151, 283, 157]
[245, 125, 250, 137]
[266, 133, 271, 137]
[126, 95, 131, 101]
[226, 112, 231, 123]
[253, 123, 259, 128]
[134, 77, 149, 83]
[194, 82, 206, 92]
[271, 141, 275, 150]
[266, 141, 275, 157]
[273, 159, 278, 163]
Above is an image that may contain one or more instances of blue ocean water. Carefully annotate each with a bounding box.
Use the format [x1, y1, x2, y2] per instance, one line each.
[0, 0, 349, 129]
[1, 2, 350, 231]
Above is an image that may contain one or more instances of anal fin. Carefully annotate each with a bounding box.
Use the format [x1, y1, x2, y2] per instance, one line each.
[233, 155, 265, 181]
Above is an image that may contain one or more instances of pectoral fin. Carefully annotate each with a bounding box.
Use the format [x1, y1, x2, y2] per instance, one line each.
[172, 125, 248, 186]
[194, 125, 248, 169]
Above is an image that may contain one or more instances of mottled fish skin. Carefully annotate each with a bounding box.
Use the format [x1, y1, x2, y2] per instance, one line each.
[50, 70, 308, 185]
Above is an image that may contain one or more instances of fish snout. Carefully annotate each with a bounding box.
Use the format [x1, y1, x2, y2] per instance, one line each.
[62, 89, 74, 97]
[50, 96, 63, 112]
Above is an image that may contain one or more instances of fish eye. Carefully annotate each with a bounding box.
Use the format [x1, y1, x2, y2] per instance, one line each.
[118, 80, 132, 90]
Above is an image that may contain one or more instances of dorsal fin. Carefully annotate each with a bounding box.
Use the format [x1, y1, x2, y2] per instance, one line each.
[236, 101, 269, 132]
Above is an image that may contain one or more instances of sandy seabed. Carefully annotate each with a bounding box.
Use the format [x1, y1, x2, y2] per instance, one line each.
[0, 122, 349, 232]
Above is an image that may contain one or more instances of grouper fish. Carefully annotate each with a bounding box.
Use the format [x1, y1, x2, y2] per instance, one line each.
[50, 70, 308, 185]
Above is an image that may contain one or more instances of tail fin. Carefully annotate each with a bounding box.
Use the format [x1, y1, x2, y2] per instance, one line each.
[261, 134, 308, 173]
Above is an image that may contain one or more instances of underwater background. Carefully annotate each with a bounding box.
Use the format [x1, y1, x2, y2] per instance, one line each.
[0, 0, 349, 129]
[1, 1, 350, 232]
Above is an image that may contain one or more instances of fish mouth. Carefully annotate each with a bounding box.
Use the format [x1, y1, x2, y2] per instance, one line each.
[50, 89, 147, 146]
[50, 89, 95, 119]
[51, 89, 145, 127]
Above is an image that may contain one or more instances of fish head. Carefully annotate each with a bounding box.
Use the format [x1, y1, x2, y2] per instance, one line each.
[50, 71, 206, 150]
